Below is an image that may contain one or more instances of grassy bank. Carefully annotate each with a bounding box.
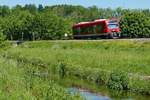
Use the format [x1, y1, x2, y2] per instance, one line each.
[3, 40, 150, 95]
[0, 56, 82, 99]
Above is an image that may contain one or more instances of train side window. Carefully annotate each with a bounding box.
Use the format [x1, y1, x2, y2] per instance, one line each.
[88, 26, 94, 34]
[80, 27, 88, 34]
[93, 25, 97, 34]
[77, 27, 81, 34]
[96, 24, 103, 33]
[73, 27, 80, 35]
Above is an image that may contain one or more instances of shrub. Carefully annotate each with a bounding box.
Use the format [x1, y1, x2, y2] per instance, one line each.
[0, 31, 5, 47]
[107, 71, 129, 90]
[120, 12, 150, 38]
[56, 61, 66, 78]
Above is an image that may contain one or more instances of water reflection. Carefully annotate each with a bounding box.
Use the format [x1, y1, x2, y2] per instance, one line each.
[51, 75, 150, 100]
[67, 87, 150, 100]
[68, 88, 111, 100]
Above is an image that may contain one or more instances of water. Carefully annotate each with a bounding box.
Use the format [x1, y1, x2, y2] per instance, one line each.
[51, 75, 150, 100]
[67, 87, 150, 100]
[68, 88, 111, 100]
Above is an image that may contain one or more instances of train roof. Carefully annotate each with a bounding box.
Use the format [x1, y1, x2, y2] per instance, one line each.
[73, 18, 119, 28]
[73, 19, 107, 28]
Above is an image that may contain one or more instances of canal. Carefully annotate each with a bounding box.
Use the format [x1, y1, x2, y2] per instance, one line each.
[53, 75, 150, 100]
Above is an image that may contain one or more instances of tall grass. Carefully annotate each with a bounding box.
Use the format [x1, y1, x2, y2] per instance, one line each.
[8, 40, 150, 75]
[3, 40, 150, 95]
[0, 56, 82, 99]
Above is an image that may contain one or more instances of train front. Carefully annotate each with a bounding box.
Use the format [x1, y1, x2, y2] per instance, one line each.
[107, 18, 121, 38]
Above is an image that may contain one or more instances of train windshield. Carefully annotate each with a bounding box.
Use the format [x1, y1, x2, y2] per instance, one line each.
[108, 24, 118, 29]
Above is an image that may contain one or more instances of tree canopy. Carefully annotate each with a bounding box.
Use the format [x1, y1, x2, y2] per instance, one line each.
[0, 4, 150, 40]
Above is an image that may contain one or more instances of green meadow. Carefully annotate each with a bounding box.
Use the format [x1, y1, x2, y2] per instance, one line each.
[0, 40, 150, 99]
[0, 56, 82, 100]
[6, 40, 150, 75]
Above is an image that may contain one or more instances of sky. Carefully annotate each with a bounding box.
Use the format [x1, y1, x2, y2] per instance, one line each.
[0, 0, 150, 9]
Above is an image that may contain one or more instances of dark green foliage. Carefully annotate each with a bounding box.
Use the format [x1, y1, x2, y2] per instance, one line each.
[108, 71, 129, 90]
[57, 61, 66, 77]
[120, 11, 150, 38]
[0, 32, 4, 43]
[38, 4, 44, 12]
[0, 6, 11, 17]
[0, 5, 73, 40]
[0, 29, 6, 48]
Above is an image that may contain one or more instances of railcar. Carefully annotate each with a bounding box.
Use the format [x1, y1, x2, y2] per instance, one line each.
[72, 18, 121, 39]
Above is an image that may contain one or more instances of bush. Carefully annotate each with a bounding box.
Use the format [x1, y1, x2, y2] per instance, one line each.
[0, 31, 6, 49]
[107, 71, 129, 90]
[56, 61, 66, 78]
[0, 32, 4, 42]
[120, 12, 150, 38]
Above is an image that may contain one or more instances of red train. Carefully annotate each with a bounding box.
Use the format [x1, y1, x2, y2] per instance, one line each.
[72, 18, 121, 39]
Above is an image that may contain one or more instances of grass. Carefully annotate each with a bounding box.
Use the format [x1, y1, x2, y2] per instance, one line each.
[0, 56, 82, 100]
[2, 40, 150, 95]
[7, 40, 150, 75]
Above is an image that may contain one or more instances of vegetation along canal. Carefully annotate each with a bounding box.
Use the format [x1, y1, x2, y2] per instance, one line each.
[53, 75, 150, 100]
[1, 40, 150, 99]
[0, 2, 150, 99]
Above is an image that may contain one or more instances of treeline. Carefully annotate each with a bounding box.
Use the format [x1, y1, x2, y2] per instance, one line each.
[0, 4, 150, 40]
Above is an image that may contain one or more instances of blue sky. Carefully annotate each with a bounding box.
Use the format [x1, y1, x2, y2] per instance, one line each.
[0, 0, 150, 9]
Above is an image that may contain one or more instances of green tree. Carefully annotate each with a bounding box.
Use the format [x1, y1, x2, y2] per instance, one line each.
[38, 4, 44, 12]
[0, 26, 5, 48]
[0, 4, 150, 40]
[23, 4, 37, 14]
[2, 10, 34, 40]
[0, 6, 11, 17]
[120, 12, 150, 38]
